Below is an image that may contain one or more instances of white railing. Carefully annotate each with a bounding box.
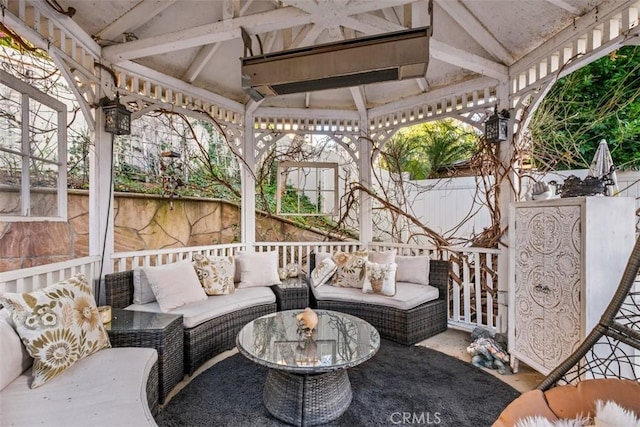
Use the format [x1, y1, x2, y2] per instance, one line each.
[0, 243, 503, 333]
[111, 243, 246, 272]
[109, 241, 504, 332]
[0, 256, 101, 294]
[369, 242, 503, 332]
[253, 241, 363, 271]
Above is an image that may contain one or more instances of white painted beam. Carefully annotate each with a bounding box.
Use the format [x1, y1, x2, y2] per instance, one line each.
[28, 1, 102, 57]
[223, 0, 236, 20]
[381, 5, 402, 25]
[350, 86, 367, 116]
[49, 53, 95, 132]
[262, 31, 278, 53]
[369, 76, 498, 118]
[435, 0, 514, 64]
[104, 7, 315, 62]
[95, 0, 177, 43]
[104, 1, 414, 62]
[246, 98, 263, 115]
[544, 0, 581, 15]
[416, 78, 428, 92]
[511, 0, 637, 76]
[239, 0, 255, 16]
[339, 13, 405, 34]
[290, 24, 324, 48]
[431, 39, 508, 80]
[182, 43, 221, 83]
[117, 61, 244, 113]
[255, 107, 360, 121]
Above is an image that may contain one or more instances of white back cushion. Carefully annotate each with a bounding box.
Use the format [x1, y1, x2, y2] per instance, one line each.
[0, 309, 32, 391]
[144, 260, 208, 312]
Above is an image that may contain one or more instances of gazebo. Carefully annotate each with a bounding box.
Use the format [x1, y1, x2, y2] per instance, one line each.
[1, 1, 640, 425]
[2, 0, 638, 328]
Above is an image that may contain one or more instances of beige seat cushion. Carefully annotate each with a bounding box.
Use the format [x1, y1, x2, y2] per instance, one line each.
[127, 287, 276, 329]
[312, 281, 438, 310]
[0, 347, 157, 427]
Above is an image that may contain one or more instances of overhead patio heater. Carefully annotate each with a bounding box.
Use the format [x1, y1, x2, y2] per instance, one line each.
[241, 27, 430, 101]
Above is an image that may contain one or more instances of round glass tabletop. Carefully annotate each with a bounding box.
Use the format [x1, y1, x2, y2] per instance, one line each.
[236, 309, 380, 374]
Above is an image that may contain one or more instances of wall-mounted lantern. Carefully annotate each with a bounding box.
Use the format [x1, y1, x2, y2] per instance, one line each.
[484, 107, 509, 143]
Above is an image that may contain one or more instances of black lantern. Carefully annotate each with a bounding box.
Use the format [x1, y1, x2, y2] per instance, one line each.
[102, 94, 131, 135]
[484, 107, 509, 143]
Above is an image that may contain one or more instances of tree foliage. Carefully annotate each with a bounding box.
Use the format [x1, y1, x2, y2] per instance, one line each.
[379, 119, 478, 179]
[529, 46, 640, 170]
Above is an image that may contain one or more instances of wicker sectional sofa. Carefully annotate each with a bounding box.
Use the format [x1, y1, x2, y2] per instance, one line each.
[105, 270, 277, 375]
[309, 254, 449, 345]
[0, 309, 159, 426]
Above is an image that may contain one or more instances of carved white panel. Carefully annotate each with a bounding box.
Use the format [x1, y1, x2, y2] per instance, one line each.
[513, 205, 582, 371]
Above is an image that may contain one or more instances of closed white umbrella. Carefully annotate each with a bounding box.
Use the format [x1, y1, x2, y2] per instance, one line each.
[588, 139, 618, 196]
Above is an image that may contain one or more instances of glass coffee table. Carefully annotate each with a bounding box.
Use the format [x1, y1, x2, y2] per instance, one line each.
[236, 309, 380, 426]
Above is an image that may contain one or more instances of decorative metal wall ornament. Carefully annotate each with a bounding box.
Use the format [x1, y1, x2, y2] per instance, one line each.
[552, 168, 616, 198]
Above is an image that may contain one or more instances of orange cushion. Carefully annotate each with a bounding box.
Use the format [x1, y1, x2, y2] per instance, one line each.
[493, 379, 640, 427]
[492, 390, 558, 427]
[545, 378, 640, 420]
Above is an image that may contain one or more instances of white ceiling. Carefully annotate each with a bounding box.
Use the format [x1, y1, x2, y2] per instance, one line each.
[54, 0, 619, 113]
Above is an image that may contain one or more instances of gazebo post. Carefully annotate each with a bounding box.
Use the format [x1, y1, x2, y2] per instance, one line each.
[90, 72, 116, 298]
[241, 108, 257, 249]
[358, 112, 373, 245]
[497, 81, 515, 335]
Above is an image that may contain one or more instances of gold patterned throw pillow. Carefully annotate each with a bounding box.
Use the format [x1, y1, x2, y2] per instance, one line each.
[0, 274, 111, 388]
[362, 261, 397, 296]
[192, 254, 235, 295]
[331, 251, 368, 288]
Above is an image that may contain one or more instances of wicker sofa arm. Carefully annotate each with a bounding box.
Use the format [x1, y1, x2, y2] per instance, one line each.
[105, 270, 135, 309]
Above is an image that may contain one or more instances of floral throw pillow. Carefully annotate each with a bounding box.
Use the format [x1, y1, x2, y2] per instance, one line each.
[331, 251, 368, 288]
[0, 274, 111, 388]
[192, 254, 235, 295]
[311, 257, 337, 288]
[362, 261, 397, 296]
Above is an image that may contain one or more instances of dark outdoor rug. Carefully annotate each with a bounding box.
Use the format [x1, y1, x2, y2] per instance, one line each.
[156, 340, 520, 426]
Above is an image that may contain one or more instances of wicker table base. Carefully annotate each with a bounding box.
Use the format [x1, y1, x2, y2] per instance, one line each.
[263, 369, 352, 426]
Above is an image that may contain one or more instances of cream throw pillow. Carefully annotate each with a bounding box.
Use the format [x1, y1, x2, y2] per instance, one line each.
[236, 251, 281, 288]
[363, 261, 397, 296]
[0, 274, 111, 388]
[331, 251, 368, 288]
[144, 261, 208, 312]
[132, 268, 156, 304]
[369, 250, 396, 265]
[192, 254, 235, 295]
[311, 257, 337, 288]
[395, 255, 430, 286]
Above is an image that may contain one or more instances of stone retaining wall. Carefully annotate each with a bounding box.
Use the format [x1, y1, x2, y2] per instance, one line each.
[0, 191, 332, 272]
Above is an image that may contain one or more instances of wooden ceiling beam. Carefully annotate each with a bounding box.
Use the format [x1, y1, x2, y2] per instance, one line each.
[182, 43, 221, 83]
[103, 0, 413, 62]
[95, 0, 177, 43]
[544, 0, 581, 15]
[350, 86, 368, 116]
[435, 0, 514, 64]
[104, 7, 315, 62]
